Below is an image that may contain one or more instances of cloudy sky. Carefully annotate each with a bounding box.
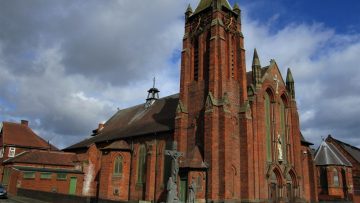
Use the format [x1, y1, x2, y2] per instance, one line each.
[0, 0, 359, 149]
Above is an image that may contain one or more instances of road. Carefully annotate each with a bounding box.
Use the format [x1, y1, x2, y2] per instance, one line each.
[0, 198, 20, 203]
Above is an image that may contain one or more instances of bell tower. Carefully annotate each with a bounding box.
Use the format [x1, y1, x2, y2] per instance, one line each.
[175, 0, 250, 201]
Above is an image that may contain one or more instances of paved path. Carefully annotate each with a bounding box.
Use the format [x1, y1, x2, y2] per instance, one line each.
[5, 195, 50, 203]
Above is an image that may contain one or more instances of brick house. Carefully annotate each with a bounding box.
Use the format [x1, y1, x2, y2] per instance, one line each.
[2, 150, 83, 196]
[314, 139, 353, 201]
[0, 120, 84, 200]
[0, 120, 58, 181]
[324, 135, 360, 202]
[65, 0, 318, 202]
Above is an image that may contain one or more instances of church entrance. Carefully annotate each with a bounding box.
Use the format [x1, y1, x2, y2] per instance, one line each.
[269, 169, 282, 203]
[286, 183, 294, 202]
[270, 183, 278, 203]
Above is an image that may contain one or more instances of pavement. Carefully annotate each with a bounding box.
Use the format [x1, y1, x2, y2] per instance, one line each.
[2, 195, 50, 203]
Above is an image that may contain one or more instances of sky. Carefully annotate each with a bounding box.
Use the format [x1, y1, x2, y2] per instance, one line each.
[0, 0, 359, 149]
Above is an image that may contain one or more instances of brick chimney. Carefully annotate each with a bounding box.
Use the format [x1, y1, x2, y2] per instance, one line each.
[21, 120, 29, 126]
[98, 123, 104, 131]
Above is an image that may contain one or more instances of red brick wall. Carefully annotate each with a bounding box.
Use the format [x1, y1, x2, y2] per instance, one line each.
[4, 166, 83, 196]
[80, 144, 101, 197]
[316, 165, 353, 201]
[98, 151, 130, 201]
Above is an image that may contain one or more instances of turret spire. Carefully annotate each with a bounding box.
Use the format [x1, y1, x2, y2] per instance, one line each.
[286, 68, 295, 99]
[252, 48, 262, 87]
[145, 77, 160, 108]
[185, 4, 193, 21]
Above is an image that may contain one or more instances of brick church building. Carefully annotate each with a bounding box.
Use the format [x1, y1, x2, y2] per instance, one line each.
[65, 0, 318, 202]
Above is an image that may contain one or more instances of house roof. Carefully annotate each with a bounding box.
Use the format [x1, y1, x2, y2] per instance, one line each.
[328, 135, 360, 163]
[4, 150, 79, 166]
[0, 121, 58, 150]
[65, 94, 179, 150]
[314, 141, 352, 166]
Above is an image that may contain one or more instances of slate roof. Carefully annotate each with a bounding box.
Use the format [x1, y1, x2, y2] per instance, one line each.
[65, 94, 179, 150]
[328, 135, 360, 163]
[0, 121, 58, 150]
[314, 141, 352, 166]
[4, 150, 79, 166]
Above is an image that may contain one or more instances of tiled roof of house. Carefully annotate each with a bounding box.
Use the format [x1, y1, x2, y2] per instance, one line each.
[314, 140, 352, 166]
[1, 121, 58, 150]
[65, 94, 179, 150]
[328, 135, 360, 163]
[4, 150, 78, 166]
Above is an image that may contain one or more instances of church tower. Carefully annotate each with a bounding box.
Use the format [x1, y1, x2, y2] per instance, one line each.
[175, 0, 251, 201]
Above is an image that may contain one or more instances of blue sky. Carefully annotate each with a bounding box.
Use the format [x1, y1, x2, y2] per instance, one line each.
[0, 0, 359, 149]
[234, 0, 360, 34]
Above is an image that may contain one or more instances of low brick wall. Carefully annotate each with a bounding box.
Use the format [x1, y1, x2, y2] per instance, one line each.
[17, 188, 136, 203]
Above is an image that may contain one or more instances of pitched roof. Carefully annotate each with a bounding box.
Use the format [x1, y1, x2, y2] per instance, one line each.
[4, 150, 79, 166]
[65, 94, 179, 150]
[1, 121, 58, 150]
[314, 141, 352, 166]
[328, 135, 360, 163]
[102, 140, 131, 151]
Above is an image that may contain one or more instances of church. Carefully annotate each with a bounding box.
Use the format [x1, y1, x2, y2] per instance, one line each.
[65, 0, 318, 202]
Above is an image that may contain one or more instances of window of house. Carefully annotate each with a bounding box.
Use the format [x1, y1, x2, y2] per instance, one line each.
[113, 156, 123, 177]
[57, 173, 67, 180]
[8, 147, 16, 157]
[23, 171, 35, 179]
[333, 168, 339, 187]
[40, 172, 52, 179]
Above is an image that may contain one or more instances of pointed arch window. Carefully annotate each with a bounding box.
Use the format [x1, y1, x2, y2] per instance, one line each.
[113, 156, 123, 177]
[264, 91, 272, 161]
[137, 144, 147, 184]
[279, 98, 287, 163]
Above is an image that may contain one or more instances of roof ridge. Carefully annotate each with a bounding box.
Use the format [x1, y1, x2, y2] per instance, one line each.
[332, 136, 360, 151]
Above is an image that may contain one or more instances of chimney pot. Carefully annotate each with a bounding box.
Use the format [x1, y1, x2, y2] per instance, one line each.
[21, 120, 29, 126]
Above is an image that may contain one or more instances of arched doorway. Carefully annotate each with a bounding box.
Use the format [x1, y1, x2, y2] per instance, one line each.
[286, 170, 298, 202]
[269, 169, 282, 203]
